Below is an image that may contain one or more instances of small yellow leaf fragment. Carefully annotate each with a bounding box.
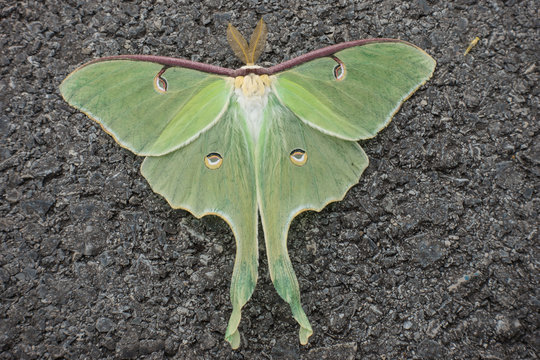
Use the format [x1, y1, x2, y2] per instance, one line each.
[464, 37, 480, 56]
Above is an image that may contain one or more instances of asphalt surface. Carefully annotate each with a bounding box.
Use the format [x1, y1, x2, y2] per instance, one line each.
[1, 1, 538, 359]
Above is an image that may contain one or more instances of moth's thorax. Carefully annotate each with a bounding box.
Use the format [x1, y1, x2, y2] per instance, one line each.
[234, 73, 271, 97]
[233, 73, 273, 144]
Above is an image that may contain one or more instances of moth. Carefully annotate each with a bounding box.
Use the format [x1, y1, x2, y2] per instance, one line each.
[60, 19, 435, 348]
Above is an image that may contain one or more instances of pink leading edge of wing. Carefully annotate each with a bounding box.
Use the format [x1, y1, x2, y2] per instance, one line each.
[73, 38, 408, 77]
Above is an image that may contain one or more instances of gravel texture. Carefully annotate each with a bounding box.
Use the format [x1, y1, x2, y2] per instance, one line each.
[1, 0, 538, 359]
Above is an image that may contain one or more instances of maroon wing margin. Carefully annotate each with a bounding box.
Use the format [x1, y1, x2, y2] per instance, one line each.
[75, 39, 407, 77]
[78, 55, 237, 76]
[259, 38, 406, 75]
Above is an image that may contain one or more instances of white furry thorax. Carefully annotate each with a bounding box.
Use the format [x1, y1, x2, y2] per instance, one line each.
[233, 73, 274, 144]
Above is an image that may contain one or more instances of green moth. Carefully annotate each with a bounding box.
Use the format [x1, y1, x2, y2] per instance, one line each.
[60, 19, 435, 348]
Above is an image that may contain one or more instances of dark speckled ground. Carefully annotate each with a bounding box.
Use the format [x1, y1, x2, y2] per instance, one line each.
[1, 1, 538, 359]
